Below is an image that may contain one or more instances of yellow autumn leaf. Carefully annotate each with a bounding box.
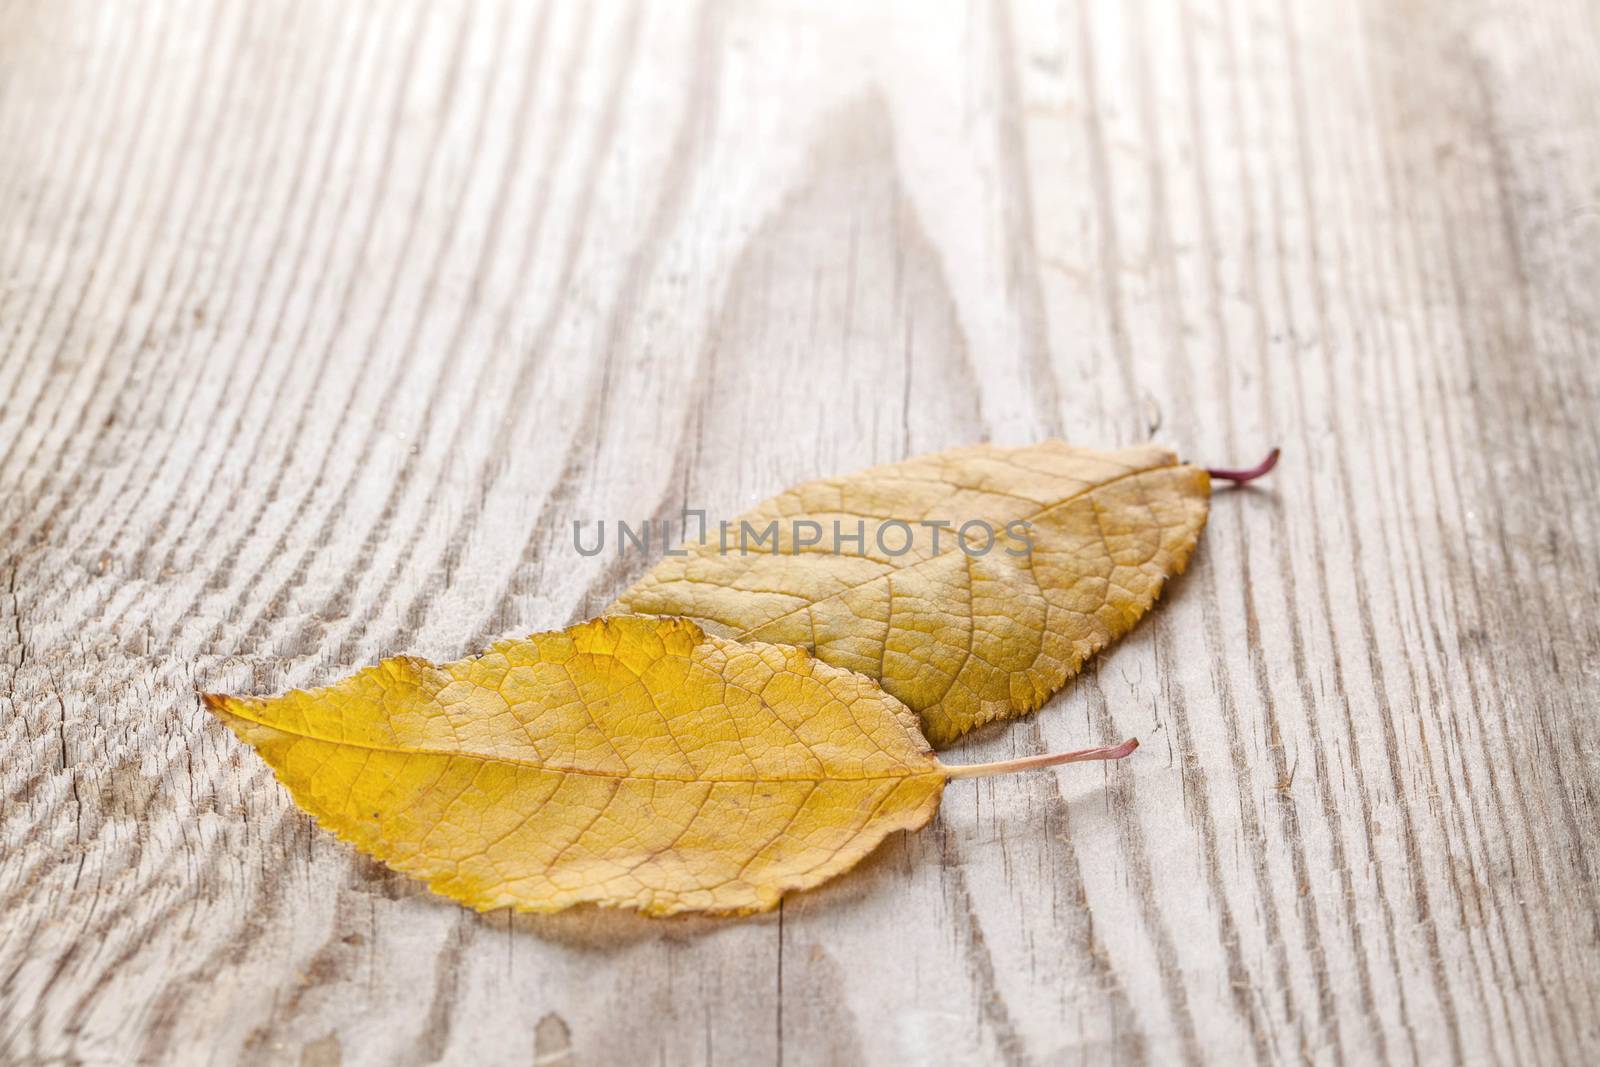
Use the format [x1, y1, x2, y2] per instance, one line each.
[203, 616, 1132, 916]
[614, 442, 1221, 746]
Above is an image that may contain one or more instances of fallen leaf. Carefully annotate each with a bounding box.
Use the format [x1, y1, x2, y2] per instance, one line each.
[203, 616, 1133, 916]
[614, 442, 1212, 746]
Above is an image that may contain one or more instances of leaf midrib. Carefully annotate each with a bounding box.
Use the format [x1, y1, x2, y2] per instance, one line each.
[217, 701, 936, 785]
[645, 458, 1186, 639]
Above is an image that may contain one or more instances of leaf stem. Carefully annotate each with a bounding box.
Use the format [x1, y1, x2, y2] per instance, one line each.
[942, 737, 1139, 779]
[1205, 447, 1280, 485]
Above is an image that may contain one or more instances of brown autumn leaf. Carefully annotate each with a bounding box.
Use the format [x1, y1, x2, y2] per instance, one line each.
[203, 616, 1133, 916]
[614, 441, 1246, 746]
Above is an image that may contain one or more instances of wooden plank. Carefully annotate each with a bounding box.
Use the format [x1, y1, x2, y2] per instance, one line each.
[3, 0, 1597, 1063]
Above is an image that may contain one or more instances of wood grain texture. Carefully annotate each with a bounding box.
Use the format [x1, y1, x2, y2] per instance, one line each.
[3, 1, 1598, 1063]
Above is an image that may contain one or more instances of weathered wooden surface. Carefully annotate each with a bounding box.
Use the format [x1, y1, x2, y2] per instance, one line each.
[3, 0, 1599, 1063]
